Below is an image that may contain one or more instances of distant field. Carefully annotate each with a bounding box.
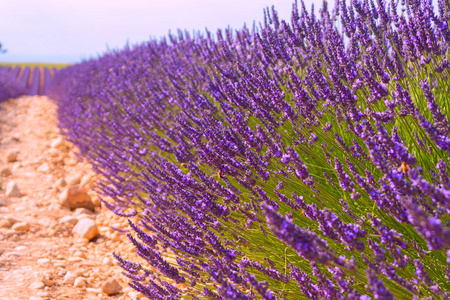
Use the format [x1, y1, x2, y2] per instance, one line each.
[0, 62, 71, 69]
[0, 64, 67, 96]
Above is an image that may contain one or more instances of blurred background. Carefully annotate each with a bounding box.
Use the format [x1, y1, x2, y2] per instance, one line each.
[0, 0, 314, 63]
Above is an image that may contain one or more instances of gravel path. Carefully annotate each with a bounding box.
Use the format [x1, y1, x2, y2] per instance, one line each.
[0, 96, 139, 300]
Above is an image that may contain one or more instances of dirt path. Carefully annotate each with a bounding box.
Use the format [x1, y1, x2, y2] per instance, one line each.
[0, 96, 138, 300]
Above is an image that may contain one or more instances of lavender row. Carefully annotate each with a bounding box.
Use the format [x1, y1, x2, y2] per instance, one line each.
[0, 68, 27, 102]
[50, 0, 450, 298]
[0, 66, 57, 99]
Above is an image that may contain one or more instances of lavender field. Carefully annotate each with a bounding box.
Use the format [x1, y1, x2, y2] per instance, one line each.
[18, 0, 450, 298]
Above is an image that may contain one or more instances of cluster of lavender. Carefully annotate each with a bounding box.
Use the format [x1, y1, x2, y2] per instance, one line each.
[50, 0, 450, 298]
[0, 67, 26, 102]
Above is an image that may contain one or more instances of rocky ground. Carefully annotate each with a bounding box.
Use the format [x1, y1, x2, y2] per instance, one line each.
[0, 96, 141, 300]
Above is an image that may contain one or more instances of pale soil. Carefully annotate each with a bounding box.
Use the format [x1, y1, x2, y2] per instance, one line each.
[0, 96, 141, 300]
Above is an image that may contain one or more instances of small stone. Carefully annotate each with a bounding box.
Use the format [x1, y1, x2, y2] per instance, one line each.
[73, 208, 93, 216]
[14, 245, 27, 251]
[12, 221, 29, 232]
[15, 206, 26, 212]
[29, 280, 45, 289]
[76, 214, 95, 221]
[63, 271, 77, 285]
[0, 219, 11, 228]
[80, 174, 94, 187]
[68, 257, 83, 262]
[91, 195, 101, 208]
[37, 163, 50, 173]
[46, 148, 59, 157]
[101, 279, 122, 295]
[73, 250, 86, 258]
[36, 291, 51, 297]
[74, 277, 87, 288]
[59, 216, 79, 225]
[5, 181, 21, 197]
[5, 149, 19, 162]
[4, 229, 15, 237]
[52, 155, 65, 165]
[47, 202, 61, 211]
[6, 216, 22, 224]
[11, 134, 20, 142]
[0, 167, 12, 177]
[102, 256, 114, 266]
[4, 251, 24, 256]
[72, 218, 98, 241]
[86, 288, 101, 294]
[37, 258, 50, 264]
[59, 185, 94, 211]
[42, 278, 53, 286]
[55, 178, 67, 188]
[67, 174, 81, 186]
[75, 237, 89, 246]
[51, 137, 64, 148]
[12, 163, 21, 171]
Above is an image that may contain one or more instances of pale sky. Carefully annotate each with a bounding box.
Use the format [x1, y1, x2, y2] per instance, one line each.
[0, 0, 314, 63]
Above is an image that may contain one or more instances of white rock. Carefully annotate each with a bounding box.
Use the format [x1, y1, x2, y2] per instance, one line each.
[5, 181, 21, 197]
[51, 137, 64, 148]
[63, 271, 77, 285]
[5, 149, 19, 162]
[12, 221, 29, 232]
[73, 277, 86, 288]
[14, 245, 27, 251]
[29, 280, 45, 289]
[102, 256, 114, 266]
[36, 163, 50, 173]
[101, 278, 122, 295]
[12, 162, 22, 170]
[72, 218, 98, 241]
[0, 167, 12, 177]
[59, 216, 79, 225]
[37, 258, 50, 264]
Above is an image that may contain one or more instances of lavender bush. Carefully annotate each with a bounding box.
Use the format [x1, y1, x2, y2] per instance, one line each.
[0, 68, 27, 102]
[50, 0, 450, 298]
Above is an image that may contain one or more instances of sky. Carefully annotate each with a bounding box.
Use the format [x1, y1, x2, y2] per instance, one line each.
[0, 0, 314, 63]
